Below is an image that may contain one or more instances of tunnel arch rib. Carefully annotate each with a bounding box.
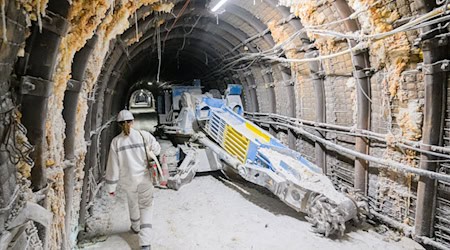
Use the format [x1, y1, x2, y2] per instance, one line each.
[1, 0, 450, 249]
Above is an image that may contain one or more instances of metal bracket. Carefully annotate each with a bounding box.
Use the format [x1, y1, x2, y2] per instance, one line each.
[279, 62, 291, 68]
[20, 76, 53, 97]
[105, 88, 115, 95]
[280, 79, 295, 87]
[353, 68, 374, 79]
[265, 82, 275, 88]
[417, 32, 450, 49]
[298, 43, 317, 53]
[111, 71, 121, 78]
[352, 46, 369, 56]
[66, 79, 83, 93]
[311, 70, 326, 80]
[305, 50, 319, 58]
[419, 59, 450, 74]
[41, 10, 69, 37]
[261, 67, 272, 75]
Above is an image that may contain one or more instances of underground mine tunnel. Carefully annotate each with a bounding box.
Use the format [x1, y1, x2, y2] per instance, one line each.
[1, 0, 450, 249]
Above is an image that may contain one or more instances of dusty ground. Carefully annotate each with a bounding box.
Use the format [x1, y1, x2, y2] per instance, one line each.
[78, 174, 424, 250]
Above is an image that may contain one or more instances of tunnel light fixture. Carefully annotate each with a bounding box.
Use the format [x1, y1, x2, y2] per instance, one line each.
[211, 0, 229, 12]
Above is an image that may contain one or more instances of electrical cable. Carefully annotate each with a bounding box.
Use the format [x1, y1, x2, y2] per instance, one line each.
[0, 109, 34, 167]
[246, 112, 450, 160]
[207, 4, 450, 78]
[163, 0, 190, 43]
[346, 39, 373, 104]
[178, 15, 202, 52]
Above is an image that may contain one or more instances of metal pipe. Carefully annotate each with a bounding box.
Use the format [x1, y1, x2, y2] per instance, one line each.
[256, 119, 450, 183]
[368, 210, 450, 250]
[414, 0, 448, 238]
[249, 115, 450, 162]
[369, 209, 414, 236]
[415, 236, 450, 250]
[246, 112, 383, 139]
[246, 111, 450, 154]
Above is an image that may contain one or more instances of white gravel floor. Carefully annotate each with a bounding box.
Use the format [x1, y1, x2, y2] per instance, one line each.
[78, 175, 424, 250]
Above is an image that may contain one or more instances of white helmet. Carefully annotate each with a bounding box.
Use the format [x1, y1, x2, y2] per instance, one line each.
[117, 110, 134, 122]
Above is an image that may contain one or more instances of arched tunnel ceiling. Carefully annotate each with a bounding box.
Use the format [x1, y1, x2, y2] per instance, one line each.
[99, 0, 299, 109]
[90, 0, 303, 139]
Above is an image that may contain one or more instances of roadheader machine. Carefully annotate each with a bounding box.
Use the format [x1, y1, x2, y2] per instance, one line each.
[157, 82, 359, 237]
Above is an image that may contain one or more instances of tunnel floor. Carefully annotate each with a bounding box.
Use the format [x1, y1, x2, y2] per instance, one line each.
[78, 175, 423, 250]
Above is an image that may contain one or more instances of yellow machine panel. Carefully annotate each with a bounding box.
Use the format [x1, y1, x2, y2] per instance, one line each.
[223, 125, 250, 163]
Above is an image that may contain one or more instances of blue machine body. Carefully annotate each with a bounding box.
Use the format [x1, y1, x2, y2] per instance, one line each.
[199, 98, 320, 175]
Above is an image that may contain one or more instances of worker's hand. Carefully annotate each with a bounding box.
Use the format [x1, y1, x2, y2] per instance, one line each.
[109, 192, 115, 197]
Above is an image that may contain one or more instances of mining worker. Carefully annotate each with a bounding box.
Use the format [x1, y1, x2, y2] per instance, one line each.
[105, 109, 161, 250]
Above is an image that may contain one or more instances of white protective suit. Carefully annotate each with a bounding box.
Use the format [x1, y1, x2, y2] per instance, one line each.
[105, 127, 161, 246]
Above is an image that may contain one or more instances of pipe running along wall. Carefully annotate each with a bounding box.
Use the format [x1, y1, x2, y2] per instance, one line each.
[3, 0, 450, 249]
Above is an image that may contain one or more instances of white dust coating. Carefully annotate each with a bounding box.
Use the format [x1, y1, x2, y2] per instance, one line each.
[346, 77, 357, 124]
[258, 147, 348, 204]
[80, 176, 423, 250]
[398, 100, 423, 141]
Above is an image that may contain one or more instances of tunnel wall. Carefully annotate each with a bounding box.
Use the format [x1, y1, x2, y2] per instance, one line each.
[0, 0, 449, 249]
